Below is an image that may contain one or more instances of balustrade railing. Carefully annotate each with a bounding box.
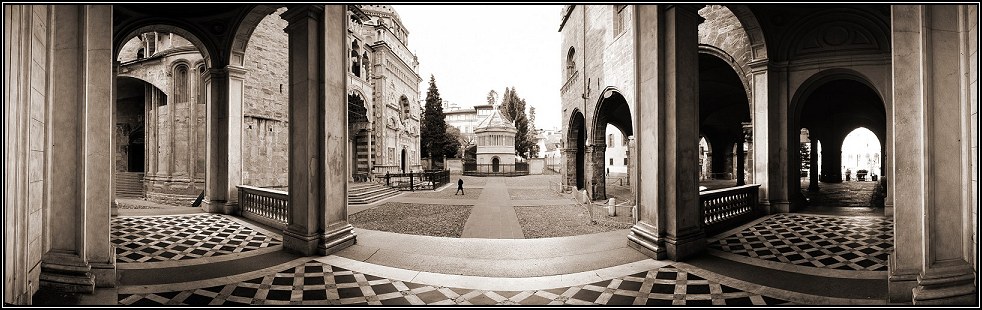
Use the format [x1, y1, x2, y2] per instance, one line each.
[237, 185, 289, 230]
[700, 184, 760, 235]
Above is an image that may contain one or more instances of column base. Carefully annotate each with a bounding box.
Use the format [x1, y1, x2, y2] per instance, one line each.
[912, 266, 977, 305]
[282, 228, 321, 256]
[627, 222, 666, 260]
[884, 203, 894, 218]
[888, 254, 919, 303]
[319, 224, 357, 256]
[770, 200, 791, 213]
[664, 228, 706, 261]
[202, 199, 237, 215]
[90, 259, 117, 288]
[39, 253, 95, 294]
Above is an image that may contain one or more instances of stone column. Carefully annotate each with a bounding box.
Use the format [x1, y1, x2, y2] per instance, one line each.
[820, 135, 843, 183]
[591, 142, 607, 200]
[202, 65, 245, 214]
[43, 4, 116, 293]
[737, 122, 752, 186]
[583, 144, 594, 198]
[628, 5, 704, 261]
[626, 136, 635, 187]
[749, 60, 772, 213]
[890, 5, 977, 305]
[808, 136, 820, 191]
[282, 5, 355, 256]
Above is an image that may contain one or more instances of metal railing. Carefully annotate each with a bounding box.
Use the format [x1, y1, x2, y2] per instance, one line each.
[237, 185, 289, 230]
[384, 170, 450, 191]
[462, 163, 530, 176]
[700, 184, 760, 235]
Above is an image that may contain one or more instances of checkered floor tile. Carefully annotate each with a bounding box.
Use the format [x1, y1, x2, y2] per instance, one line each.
[710, 213, 893, 271]
[112, 214, 281, 263]
[118, 260, 787, 305]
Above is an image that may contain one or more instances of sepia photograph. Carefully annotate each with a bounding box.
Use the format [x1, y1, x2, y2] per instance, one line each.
[3, 2, 979, 307]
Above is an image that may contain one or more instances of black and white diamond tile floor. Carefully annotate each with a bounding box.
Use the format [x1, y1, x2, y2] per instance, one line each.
[118, 260, 788, 305]
[710, 213, 893, 271]
[112, 214, 281, 263]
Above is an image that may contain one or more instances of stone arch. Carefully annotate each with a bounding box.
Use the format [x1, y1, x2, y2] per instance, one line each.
[722, 5, 768, 61]
[698, 45, 751, 107]
[777, 8, 890, 61]
[590, 88, 632, 200]
[228, 4, 283, 67]
[114, 24, 215, 68]
[567, 109, 587, 190]
[788, 69, 887, 208]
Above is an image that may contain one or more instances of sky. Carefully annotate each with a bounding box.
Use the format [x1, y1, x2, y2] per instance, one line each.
[393, 5, 564, 130]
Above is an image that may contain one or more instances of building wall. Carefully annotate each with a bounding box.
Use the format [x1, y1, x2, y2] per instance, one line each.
[698, 5, 752, 86]
[968, 4, 978, 271]
[604, 124, 628, 175]
[242, 8, 289, 188]
[560, 5, 636, 190]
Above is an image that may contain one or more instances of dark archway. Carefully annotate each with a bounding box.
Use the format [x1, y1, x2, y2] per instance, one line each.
[591, 89, 633, 200]
[698, 52, 751, 188]
[401, 148, 407, 173]
[791, 74, 886, 210]
[568, 110, 586, 190]
[128, 129, 145, 172]
[349, 93, 370, 178]
[492, 157, 500, 172]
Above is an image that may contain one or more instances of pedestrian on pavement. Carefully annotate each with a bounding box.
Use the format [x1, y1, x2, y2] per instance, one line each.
[456, 178, 465, 195]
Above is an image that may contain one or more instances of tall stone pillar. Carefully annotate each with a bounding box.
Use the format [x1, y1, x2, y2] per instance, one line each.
[890, 5, 977, 305]
[738, 122, 752, 185]
[749, 61, 773, 213]
[808, 136, 820, 191]
[742, 122, 754, 184]
[202, 64, 245, 214]
[43, 4, 116, 293]
[320, 4, 355, 258]
[629, 5, 704, 261]
[820, 135, 843, 183]
[282, 5, 355, 256]
[626, 136, 635, 187]
[591, 142, 607, 200]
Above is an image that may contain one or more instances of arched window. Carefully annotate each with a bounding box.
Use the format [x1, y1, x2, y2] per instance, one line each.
[608, 134, 614, 145]
[566, 47, 576, 78]
[351, 40, 361, 77]
[400, 96, 411, 122]
[174, 64, 189, 103]
[136, 48, 145, 59]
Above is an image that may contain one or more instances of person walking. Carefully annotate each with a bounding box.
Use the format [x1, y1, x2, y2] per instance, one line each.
[456, 178, 465, 195]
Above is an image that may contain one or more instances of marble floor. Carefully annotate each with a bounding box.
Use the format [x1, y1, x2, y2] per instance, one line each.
[94, 210, 893, 306]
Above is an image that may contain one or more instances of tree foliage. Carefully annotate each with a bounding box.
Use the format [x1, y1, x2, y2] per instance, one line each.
[443, 125, 463, 158]
[497, 87, 536, 158]
[421, 75, 451, 164]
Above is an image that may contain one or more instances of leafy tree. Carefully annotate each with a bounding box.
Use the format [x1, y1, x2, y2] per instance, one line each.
[421, 75, 450, 166]
[497, 87, 535, 158]
[443, 126, 463, 158]
[528, 106, 540, 157]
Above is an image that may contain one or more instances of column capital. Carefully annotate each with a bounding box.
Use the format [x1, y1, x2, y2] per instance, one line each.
[282, 4, 325, 26]
[664, 5, 705, 23]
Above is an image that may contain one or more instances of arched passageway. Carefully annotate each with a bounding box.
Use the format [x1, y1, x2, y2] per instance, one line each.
[792, 77, 886, 210]
[567, 111, 586, 190]
[698, 52, 751, 190]
[590, 90, 633, 200]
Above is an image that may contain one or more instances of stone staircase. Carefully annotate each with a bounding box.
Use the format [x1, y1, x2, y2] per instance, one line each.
[116, 172, 145, 199]
[348, 182, 401, 206]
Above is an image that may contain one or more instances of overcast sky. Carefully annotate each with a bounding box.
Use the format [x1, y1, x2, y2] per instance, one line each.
[394, 5, 564, 130]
